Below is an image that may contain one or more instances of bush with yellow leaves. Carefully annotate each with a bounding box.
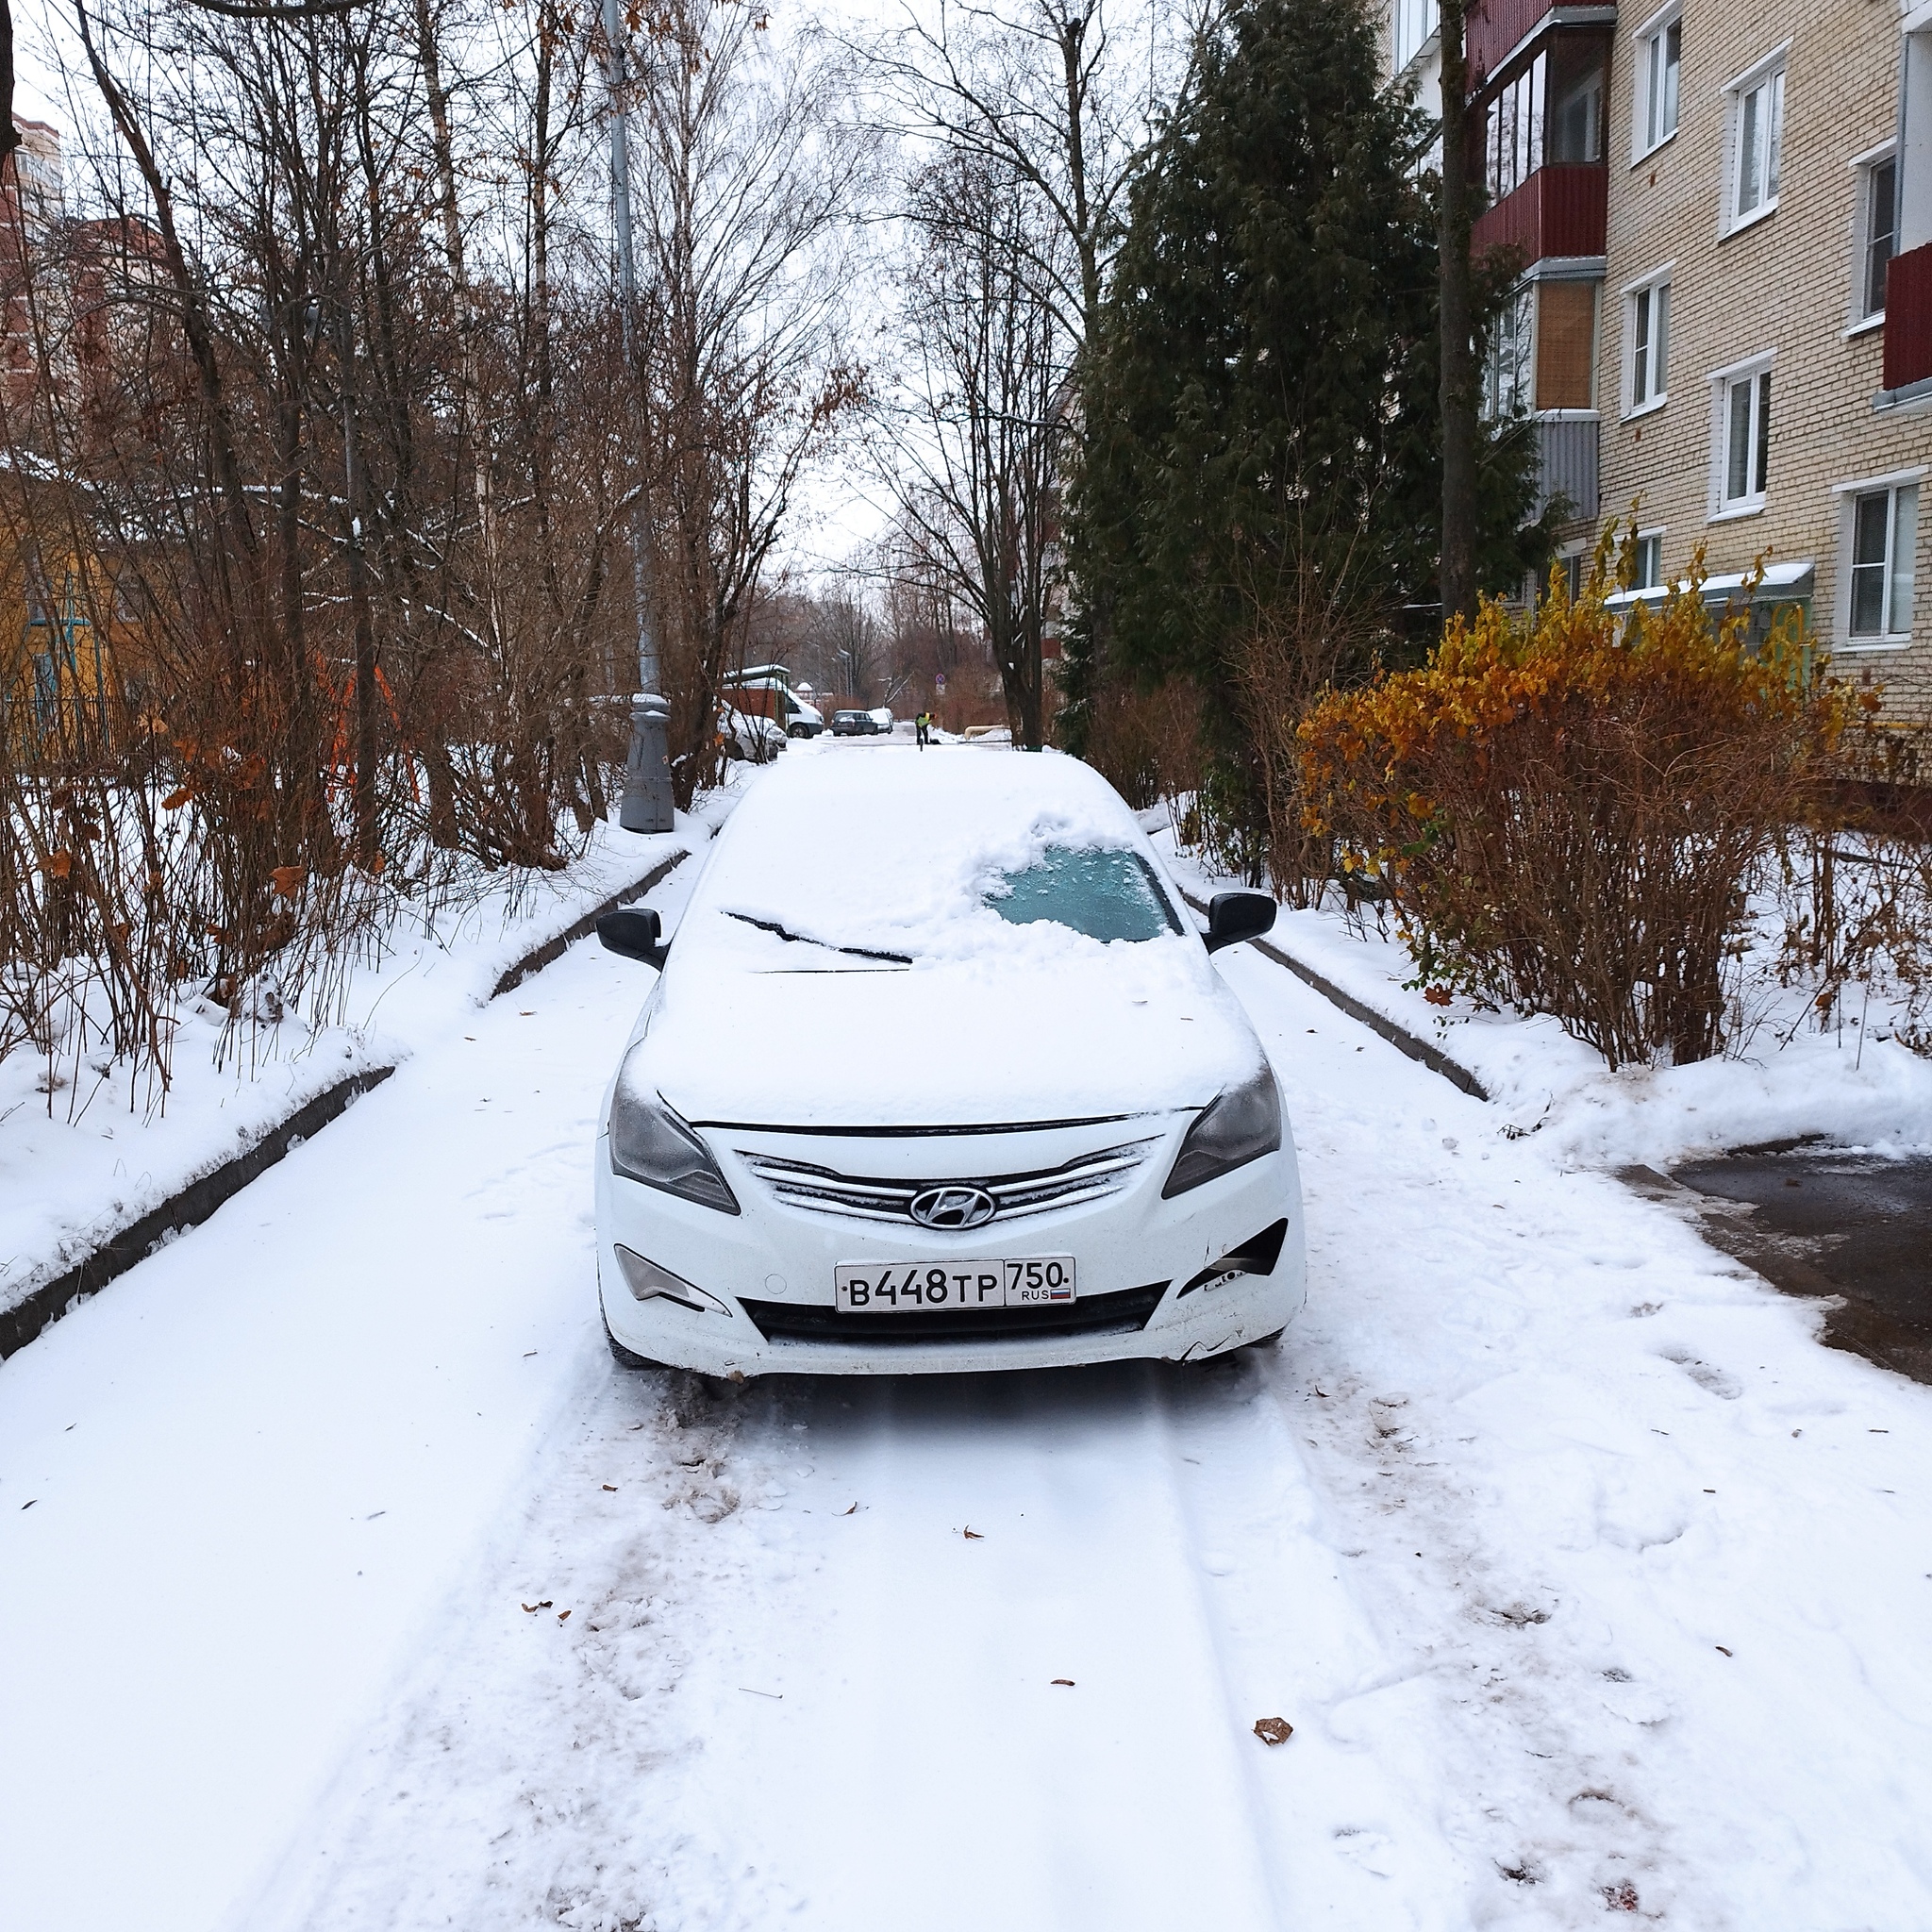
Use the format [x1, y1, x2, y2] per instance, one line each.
[1300, 537, 1854, 1069]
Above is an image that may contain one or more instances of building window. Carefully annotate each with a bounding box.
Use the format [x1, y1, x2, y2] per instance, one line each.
[1855, 152, 1897, 324]
[1710, 356, 1772, 516]
[1485, 54, 1546, 205]
[1391, 0, 1436, 74]
[1725, 53, 1786, 231]
[1485, 285, 1534, 419]
[1847, 482, 1919, 641]
[1634, 8, 1680, 158]
[1624, 271, 1670, 414]
[1633, 531, 1664, 589]
[1551, 70, 1603, 163]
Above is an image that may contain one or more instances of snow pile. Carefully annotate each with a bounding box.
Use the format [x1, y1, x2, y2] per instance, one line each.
[1158, 835, 1932, 1169]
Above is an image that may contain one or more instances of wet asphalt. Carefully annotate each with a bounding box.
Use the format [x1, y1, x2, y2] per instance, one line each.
[1624, 1153, 1932, 1386]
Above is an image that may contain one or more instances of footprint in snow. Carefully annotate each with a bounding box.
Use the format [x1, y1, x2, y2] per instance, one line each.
[1333, 1827, 1398, 1878]
[1659, 1349, 1742, 1400]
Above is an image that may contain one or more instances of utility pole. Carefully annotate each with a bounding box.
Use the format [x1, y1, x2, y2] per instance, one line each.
[1437, 0, 1478, 628]
[603, 0, 675, 832]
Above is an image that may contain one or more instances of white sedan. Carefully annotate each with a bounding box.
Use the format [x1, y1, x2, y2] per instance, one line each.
[593, 750, 1305, 1376]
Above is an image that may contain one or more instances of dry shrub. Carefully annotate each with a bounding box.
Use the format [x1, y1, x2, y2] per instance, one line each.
[1228, 561, 1389, 908]
[1300, 543, 1852, 1069]
[1779, 715, 1932, 1055]
[1082, 676, 1201, 814]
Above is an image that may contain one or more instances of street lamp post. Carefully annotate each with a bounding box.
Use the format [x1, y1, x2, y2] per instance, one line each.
[603, 0, 675, 834]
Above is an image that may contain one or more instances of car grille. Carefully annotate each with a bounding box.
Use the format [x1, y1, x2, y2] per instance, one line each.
[741, 1281, 1170, 1344]
[738, 1139, 1161, 1226]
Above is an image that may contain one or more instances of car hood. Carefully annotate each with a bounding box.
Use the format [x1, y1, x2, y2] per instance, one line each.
[629, 929, 1264, 1130]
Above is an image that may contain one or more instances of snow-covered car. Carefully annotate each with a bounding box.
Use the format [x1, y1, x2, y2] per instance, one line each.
[720, 708, 786, 761]
[592, 751, 1304, 1377]
[868, 707, 894, 734]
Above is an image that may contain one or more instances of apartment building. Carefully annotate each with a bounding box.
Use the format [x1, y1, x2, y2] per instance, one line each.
[1382, 0, 1932, 717]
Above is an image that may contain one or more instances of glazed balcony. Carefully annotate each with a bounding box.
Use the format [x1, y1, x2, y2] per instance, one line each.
[1472, 163, 1607, 266]
[1469, 0, 1617, 83]
[1882, 242, 1932, 393]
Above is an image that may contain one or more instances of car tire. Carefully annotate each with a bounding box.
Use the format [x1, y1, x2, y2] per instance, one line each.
[604, 1313, 675, 1373]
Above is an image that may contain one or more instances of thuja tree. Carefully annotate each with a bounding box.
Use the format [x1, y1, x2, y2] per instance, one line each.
[1067, 0, 1546, 863]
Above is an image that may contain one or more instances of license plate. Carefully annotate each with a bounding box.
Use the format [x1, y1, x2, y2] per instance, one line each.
[834, 1257, 1076, 1311]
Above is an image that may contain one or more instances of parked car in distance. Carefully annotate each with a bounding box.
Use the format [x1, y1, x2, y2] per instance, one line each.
[830, 709, 879, 736]
[868, 708, 894, 734]
[720, 708, 786, 761]
[594, 749, 1304, 1379]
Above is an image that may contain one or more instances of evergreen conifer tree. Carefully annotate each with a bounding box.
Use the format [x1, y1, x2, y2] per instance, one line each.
[1068, 0, 1547, 816]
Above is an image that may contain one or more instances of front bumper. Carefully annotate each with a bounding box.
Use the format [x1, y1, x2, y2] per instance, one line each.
[594, 1115, 1306, 1378]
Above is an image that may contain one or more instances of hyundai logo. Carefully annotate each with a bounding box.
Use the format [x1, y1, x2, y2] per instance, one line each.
[908, 1185, 997, 1230]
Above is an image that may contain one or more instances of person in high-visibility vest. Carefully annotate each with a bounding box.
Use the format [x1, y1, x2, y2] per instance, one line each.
[915, 711, 932, 749]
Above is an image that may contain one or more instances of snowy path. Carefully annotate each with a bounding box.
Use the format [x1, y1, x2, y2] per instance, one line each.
[7, 861, 1932, 1931]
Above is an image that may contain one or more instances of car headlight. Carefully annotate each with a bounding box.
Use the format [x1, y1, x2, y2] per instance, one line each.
[609, 1052, 740, 1213]
[1162, 1063, 1282, 1198]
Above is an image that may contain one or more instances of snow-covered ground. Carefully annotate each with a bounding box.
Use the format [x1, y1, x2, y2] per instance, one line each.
[0, 797, 736, 1330]
[1155, 834, 1932, 1174]
[5, 747, 1930, 1931]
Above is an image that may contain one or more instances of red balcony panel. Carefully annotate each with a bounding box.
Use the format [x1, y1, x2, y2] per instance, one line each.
[1471, 164, 1607, 265]
[1468, 0, 1554, 79]
[1882, 242, 1932, 392]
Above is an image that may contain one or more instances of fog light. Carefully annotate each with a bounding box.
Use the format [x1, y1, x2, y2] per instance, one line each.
[613, 1245, 730, 1315]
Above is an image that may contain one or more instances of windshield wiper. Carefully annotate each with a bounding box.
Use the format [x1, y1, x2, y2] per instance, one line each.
[722, 909, 913, 966]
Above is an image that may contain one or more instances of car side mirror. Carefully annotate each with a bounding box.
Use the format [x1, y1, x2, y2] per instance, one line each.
[1204, 891, 1275, 954]
[598, 907, 669, 970]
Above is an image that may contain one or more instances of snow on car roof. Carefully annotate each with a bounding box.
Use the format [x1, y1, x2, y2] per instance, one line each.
[686, 747, 1175, 960]
[636, 749, 1264, 1125]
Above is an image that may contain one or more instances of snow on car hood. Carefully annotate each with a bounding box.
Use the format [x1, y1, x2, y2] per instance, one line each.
[629, 749, 1266, 1128]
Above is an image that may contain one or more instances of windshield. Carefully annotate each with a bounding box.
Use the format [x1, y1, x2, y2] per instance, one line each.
[984, 844, 1183, 943]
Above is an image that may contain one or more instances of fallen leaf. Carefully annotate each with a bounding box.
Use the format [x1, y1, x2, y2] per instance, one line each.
[522, 1600, 554, 1612]
[1253, 1717, 1293, 1746]
[602, 1484, 618, 1492]
[21, 1499, 37, 1511]
[1714, 1644, 1732, 1657]
[840, 1501, 858, 1516]
[1051, 1678, 1075, 1687]
[558, 1609, 572, 1623]
[962, 1526, 984, 1540]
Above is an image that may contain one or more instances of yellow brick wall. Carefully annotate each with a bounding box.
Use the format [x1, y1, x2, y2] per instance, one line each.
[1593, 0, 1931, 719]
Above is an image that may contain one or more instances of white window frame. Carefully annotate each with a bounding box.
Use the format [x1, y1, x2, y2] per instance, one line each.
[1391, 0, 1438, 75]
[1707, 350, 1774, 520]
[1630, 2, 1682, 163]
[1721, 45, 1789, 238]
[1632, 527, 1667, 590]
[1621, 263, 1673, 418]
[1832, 467, 1924, 649]
[1847, 142, 1899, 335]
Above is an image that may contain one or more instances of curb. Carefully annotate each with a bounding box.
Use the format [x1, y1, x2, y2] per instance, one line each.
[2, 845, 697, 1365]
[489, 847, 691, 1000]
[0, 1067, 394, 1362]
[1181, 890, 1490, 1102]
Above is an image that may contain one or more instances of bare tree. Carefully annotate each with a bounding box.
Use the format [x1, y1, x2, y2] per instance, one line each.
[620, 0, 868, 802]
[881, 149, 1063, 747]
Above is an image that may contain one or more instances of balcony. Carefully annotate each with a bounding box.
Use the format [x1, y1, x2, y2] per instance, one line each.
[1473, 164, 1607, 265]
[1468, 0, 1617, 80]
[1881, 242, 1932, 394]
[1534, 414, 1598, 522]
